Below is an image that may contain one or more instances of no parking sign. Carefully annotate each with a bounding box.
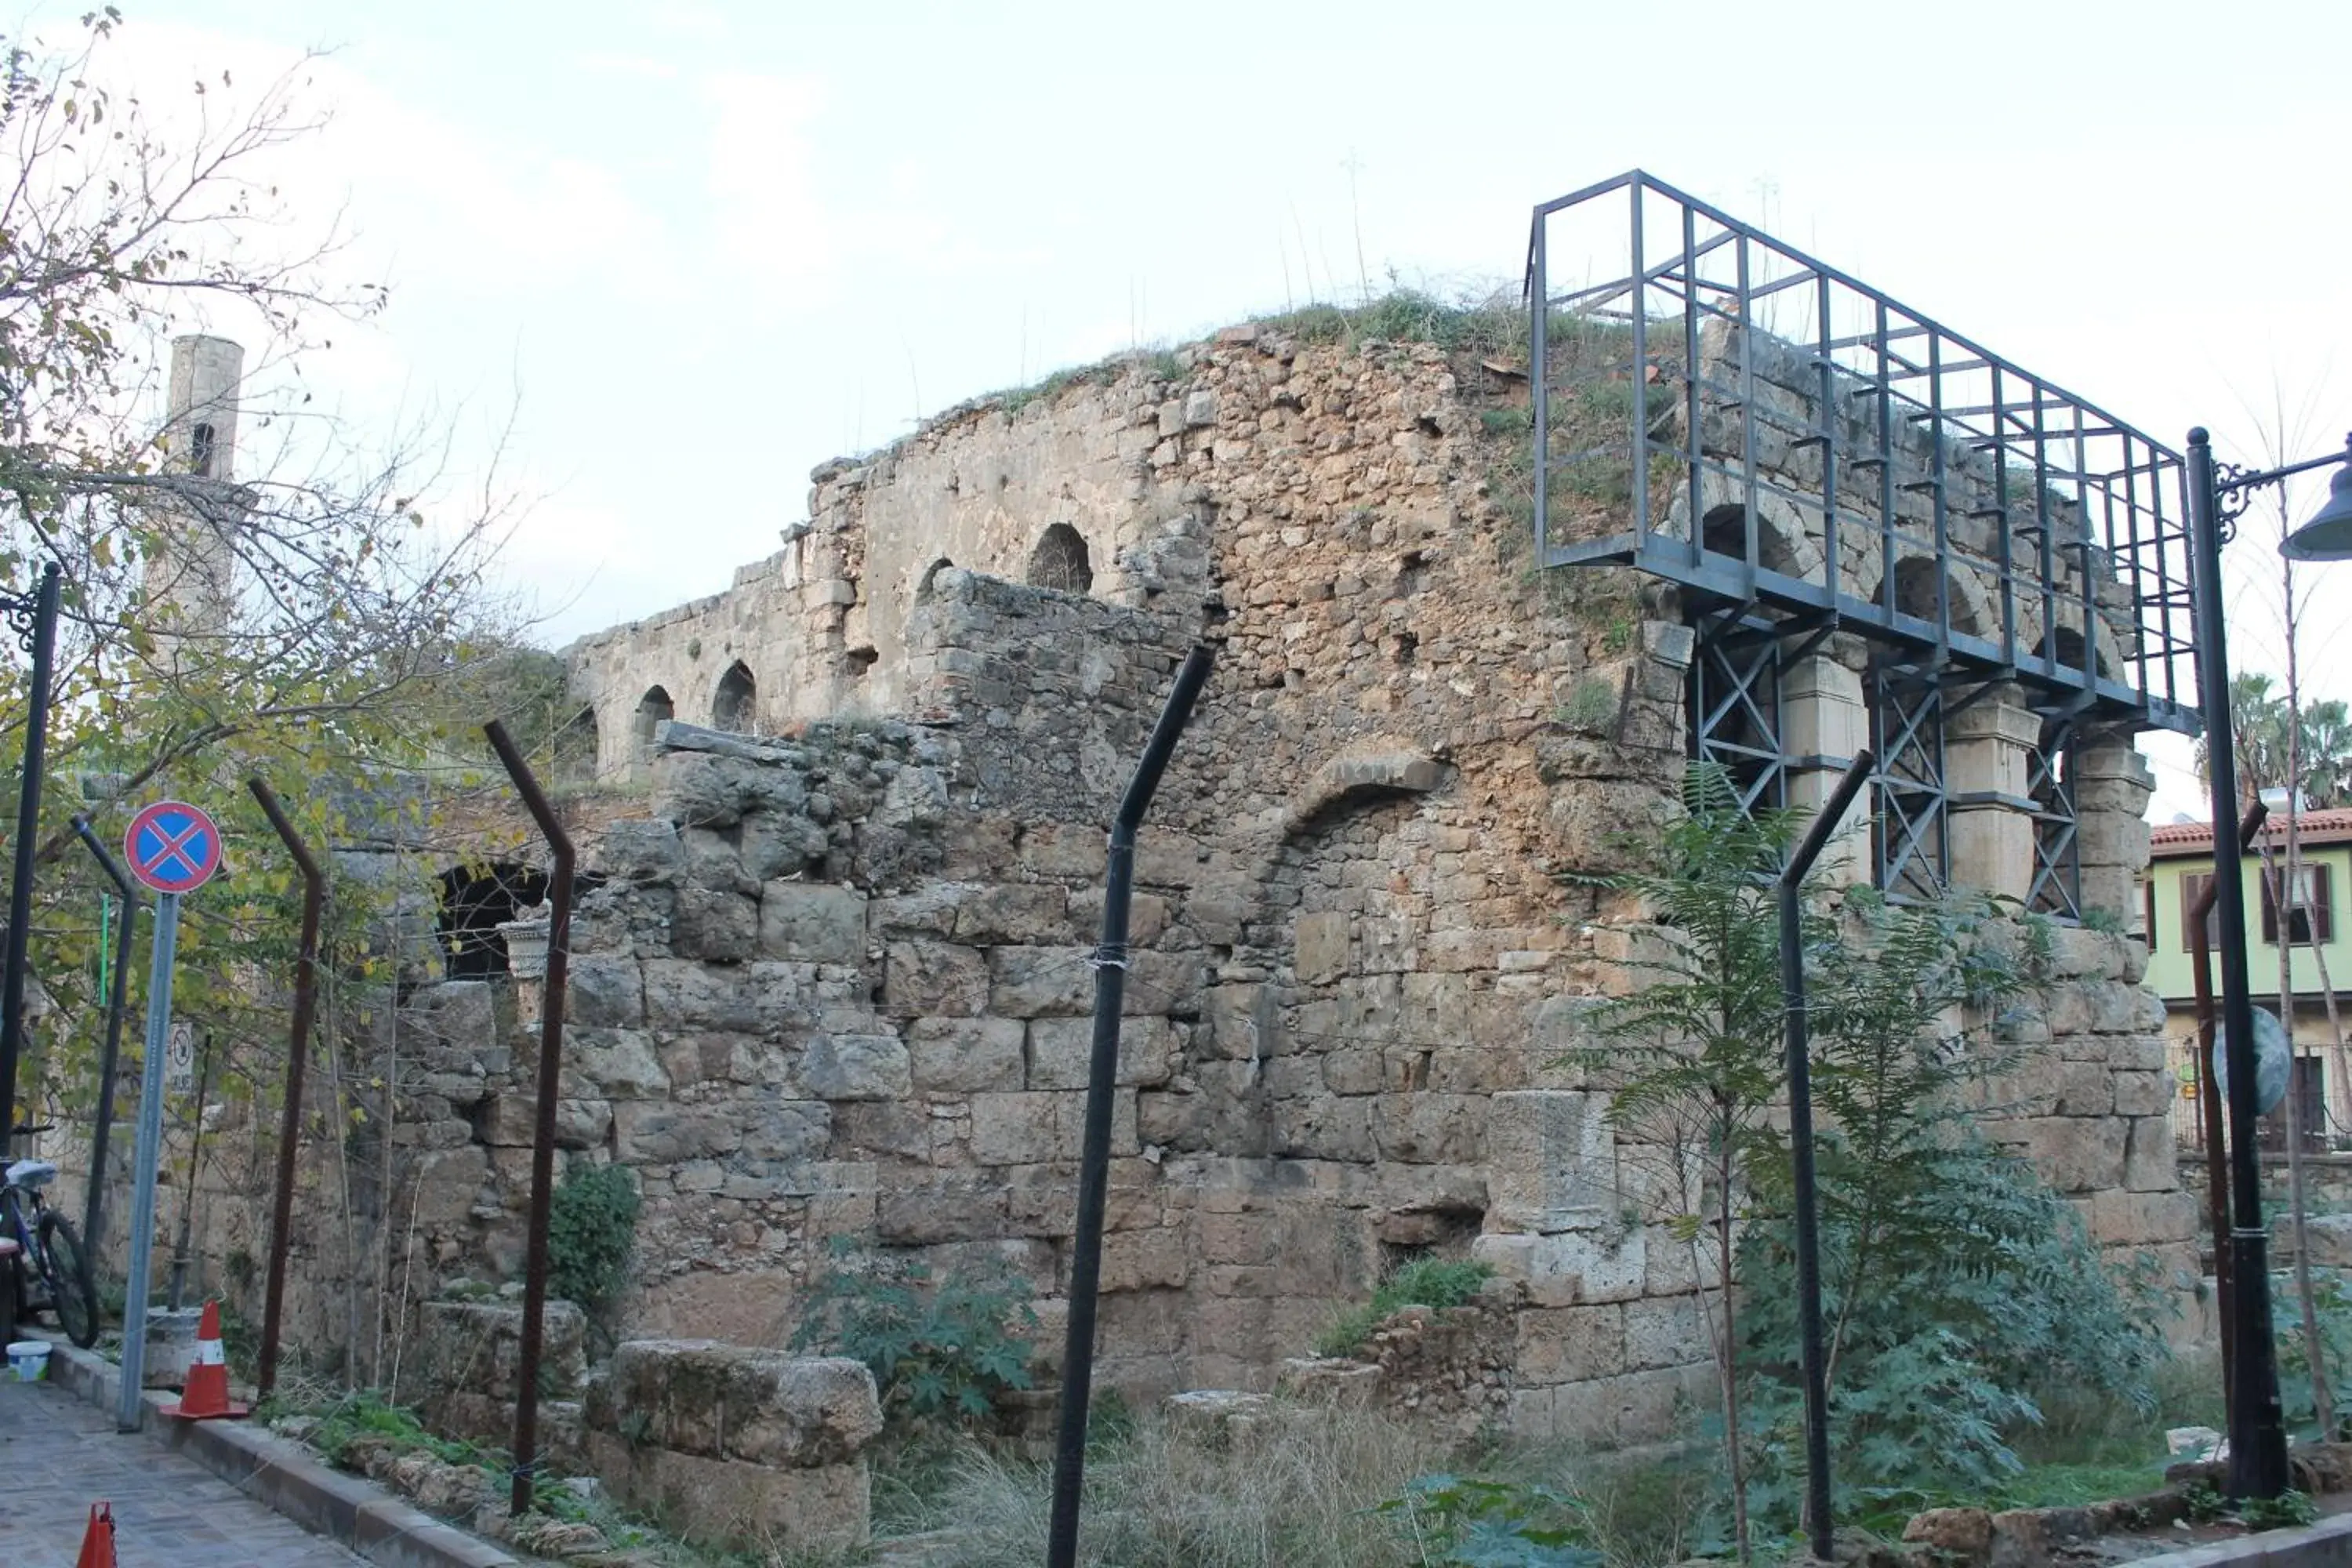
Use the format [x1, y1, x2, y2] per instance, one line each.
[124, 800, 223, 895]
[114, 797, 221, 1428]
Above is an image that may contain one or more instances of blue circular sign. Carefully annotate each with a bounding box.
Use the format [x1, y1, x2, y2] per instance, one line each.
[124, 800, 223, 895]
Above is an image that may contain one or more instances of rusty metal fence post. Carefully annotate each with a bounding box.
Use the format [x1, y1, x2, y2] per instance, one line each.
[69, 815, 142, 1261]
[485, 720, 575, 1516]
[248, 778, 325, 1402]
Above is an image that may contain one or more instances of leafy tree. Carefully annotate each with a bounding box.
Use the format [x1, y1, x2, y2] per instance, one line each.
[1566, 764, 1803, 1562]
[1738, 891, 2165, 1523]
[0, 11, 555, 1362]
[1570, 768, 2167, 1543]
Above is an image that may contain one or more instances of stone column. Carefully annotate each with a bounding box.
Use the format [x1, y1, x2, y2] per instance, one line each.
[1946, 684, 2042, 902]
[2072, 728, 2157, 932]
[1782, 652, 1870, 885]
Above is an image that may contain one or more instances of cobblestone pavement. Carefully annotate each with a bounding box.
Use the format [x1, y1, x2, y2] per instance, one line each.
[0, 1376, 364, 1566]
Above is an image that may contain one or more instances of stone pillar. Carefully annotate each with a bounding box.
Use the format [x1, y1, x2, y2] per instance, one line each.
[1946, 684, 2042, 902]
[2073, 728, 2157, 931]
[1782, 653, 1870, 885]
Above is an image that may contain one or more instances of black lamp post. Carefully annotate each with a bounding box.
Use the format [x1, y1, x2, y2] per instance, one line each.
[2186, 428, 2352, 1499]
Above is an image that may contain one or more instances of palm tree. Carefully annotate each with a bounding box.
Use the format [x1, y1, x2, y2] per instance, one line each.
[2299, 699, 2352, 808]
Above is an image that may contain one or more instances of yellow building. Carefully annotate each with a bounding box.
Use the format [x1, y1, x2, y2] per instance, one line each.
[2146, 809, 2352, 1145]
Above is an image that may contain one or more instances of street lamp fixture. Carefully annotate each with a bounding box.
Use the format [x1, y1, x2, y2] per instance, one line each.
[2186, 428, 2352, 1499]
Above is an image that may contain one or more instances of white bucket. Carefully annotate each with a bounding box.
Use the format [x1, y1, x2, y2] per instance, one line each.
[7, 1340, 51, 1381]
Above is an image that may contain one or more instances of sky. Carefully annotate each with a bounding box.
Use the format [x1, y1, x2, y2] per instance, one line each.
[37, 0, 2352, 821]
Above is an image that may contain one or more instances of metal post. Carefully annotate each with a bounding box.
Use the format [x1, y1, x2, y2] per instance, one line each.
[0, 562, 62, 1146]
[2187, 426, 2290, 1497]
[485, 720, 574, 1517]
[2188, 802, 2268, 1414]
[118, 889, 181, 1431]
[247, 778, 324, 1401]
[71, 815, 143, 1260]
[1777, 750, 1875, 1561]
[1047, 644, 1215, 1568]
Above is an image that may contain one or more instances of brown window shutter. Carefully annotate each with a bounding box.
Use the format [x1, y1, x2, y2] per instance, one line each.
[2262, 870, 2281, 946]
[2145, 880, 2158, 952]
[2182, 871, 2215, 949]
[2316, 863, 2334, 946]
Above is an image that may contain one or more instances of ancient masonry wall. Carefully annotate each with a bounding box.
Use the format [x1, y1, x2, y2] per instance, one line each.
[216, 325, 2190, 1443]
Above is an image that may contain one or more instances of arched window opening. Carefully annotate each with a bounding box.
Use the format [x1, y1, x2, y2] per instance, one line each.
[1026, 524, 1093, 593]
[436, 862, 551, 980]
[554, 706, 597, 786]
[916, 557, 955, 601]
[1700, 503, 1802, 577]
[632, 686, 674, 760]
[713, 661, 757, 731]
[190, 423, 217, 477]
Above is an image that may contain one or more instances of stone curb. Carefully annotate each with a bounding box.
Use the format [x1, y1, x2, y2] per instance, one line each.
[35, 1334, 519, 1568]
[2120, 1509, 2352, 1568]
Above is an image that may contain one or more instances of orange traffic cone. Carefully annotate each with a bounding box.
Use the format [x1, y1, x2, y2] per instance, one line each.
[158, 1298, 248, 1420]
[74, 1501, 115, 1568]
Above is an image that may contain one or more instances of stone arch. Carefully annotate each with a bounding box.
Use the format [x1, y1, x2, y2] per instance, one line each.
[1681, 472, 1824, 583]
[1026, 523, 1094, 593]
[632, 686, 674, 760]
[1701, 503, 1804, 578]
[1282, 740, 1448, 837]
[713, 662, 757, 731]
[1891, 555, 1994, 637]
[2039, 620, 2121, 680]
[916, 557, 956, 602]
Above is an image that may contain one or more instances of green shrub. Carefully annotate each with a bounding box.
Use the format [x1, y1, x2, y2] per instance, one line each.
[1374, 1474, 1599, 1567]
[1315, 1258, 1494, 1359]
[547, 1162, 640, 1315]
[790, 1241, 1039, 1425]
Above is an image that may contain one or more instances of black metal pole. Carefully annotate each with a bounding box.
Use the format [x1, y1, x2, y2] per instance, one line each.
[1777, 750, 1875, 1561]
[485, 720, 575, 1518]
[70, 815, 141, 1260]
[1047, 644, 1215, 1568]
[2187, 426, 2290, 1498]
[0, 562, 61, 1146]
[2189, 801, 2268, 1418]
[248, 777, 324, 1402]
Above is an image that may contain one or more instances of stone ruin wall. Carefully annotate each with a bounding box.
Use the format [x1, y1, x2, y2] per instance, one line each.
[177, 322, 2197, 1444]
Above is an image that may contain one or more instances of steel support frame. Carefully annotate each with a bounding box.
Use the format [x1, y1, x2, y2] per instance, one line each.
[1526, 170, 2196, 744]
[1869, 658, 1950, 902]
[2024, 710, 2084, 920]
[1689, 608, 1788, 815]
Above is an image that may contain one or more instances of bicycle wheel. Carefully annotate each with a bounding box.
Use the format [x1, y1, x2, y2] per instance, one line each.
[37, 1210, 100, 1348]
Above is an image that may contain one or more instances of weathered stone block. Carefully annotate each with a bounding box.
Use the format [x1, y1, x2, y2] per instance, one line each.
[800, 1034, 913, 1102]
[1026, 1016, 1177, 1090]
[877, 1173, 1010, 1244]
[987, 946, 1094, 1018]
[1375, 1093, 1486, 1163]
[413, 1299, 589, 1446]
[1102, 1227, 1189, 1292]
[570, 1028, 669, 1098]
[953, 883, 1070, 945]
[884, 941, 989, 1017]
[760, 882, 869, 964]
[1486, 1091, 1613, 1233]
[1473, 1226, 1647, 1308]
[1513, 1305, 1624, 1384]
[1294, 911, 1350, 985]
[906, 1016, 1025, 1094]
[584, 1343, 880, 1551]
[969, 1089, 1137, 1164]
[569, 956, 647, 1028]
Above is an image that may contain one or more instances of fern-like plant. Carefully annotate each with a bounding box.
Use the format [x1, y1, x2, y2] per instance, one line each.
[790, 1240, 1040, 1426]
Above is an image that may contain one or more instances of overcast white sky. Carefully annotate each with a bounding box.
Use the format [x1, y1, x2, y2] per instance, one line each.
[48, 0, 2352, 821]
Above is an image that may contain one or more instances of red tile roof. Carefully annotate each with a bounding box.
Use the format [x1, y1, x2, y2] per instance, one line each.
[2150, 806, 2352, 856]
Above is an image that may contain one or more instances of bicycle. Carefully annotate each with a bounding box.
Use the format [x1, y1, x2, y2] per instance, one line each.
[4, 1122, 100, 1349]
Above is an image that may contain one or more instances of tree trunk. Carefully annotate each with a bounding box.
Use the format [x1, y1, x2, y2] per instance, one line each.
[1716, 1133, 1750, 1563]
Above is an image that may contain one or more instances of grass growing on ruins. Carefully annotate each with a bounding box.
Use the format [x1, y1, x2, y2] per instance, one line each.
[1314, 1258, 1497, 1359]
